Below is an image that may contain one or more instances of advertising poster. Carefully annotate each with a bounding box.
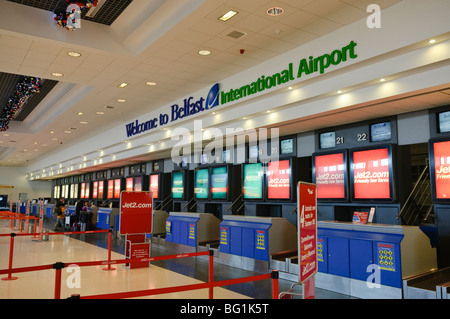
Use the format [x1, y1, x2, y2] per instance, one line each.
[114, 179, 121, 199]
[352, 148, 391, 199]
[314, 153, 346, 199]
[150, 174, 159, 199]
[119, 191, 153, 235]
[297, 182, 318, 284]
[172, 172, 184, 199]
[195, 169, 209, 199]
[211, 167, 228, 199]
[126, 177, 133, 192]
[267, 160, 291, 199]
[243, 163, 264, 199]
[433, 140, 450, 199]
[98, 181, 104, 199]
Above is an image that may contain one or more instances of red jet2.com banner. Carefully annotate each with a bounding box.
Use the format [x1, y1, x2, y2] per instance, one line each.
[297, 182, 318, 284]
[120, 191, 153, 235]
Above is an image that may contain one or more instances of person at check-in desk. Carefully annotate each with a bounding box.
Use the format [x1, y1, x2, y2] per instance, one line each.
[53, 197, 66, 231]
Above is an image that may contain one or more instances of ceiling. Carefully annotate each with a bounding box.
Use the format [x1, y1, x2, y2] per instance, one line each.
[0, 0, 448, 178]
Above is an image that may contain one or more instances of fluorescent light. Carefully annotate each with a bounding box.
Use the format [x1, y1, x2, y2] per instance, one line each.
[219, 10, 238, 21]
[117, 99, 126, 103]
[51, 72, 64, 77]
[198, 50, 211, 56]
[67, 51, 81, 57]
[146, 81, 157, 86]
[118, 82, 128, 88]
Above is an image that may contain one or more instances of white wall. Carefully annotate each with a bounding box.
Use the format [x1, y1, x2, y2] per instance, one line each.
[0, 166, 51, 202]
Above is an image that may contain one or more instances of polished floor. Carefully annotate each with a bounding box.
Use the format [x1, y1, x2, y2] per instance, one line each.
[0, 218, 351, 300]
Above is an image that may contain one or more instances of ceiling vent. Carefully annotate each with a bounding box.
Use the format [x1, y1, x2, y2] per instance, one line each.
[226, 30, 247, 39]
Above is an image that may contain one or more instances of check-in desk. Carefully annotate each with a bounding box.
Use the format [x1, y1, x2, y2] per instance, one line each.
[150, 210, 169, 245]
[165, 212, 221, 253]
[45, 204, 54, 218]
[314, 221, 437, 299]
[219, 216, 297, 273]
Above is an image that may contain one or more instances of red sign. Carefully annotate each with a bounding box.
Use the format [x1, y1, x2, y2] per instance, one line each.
[352, 148, 390, 199]
[150, 174, 159, 199]
[126, 177, 133, 192]
[297, 182, 317, 284]
[314, 153, 346, 199]
[267, 160, 291, 199]
[433, 141, 450, 199]
[107, 180, 114, 199]
[119, 191, 153, 235]
[114, 179, 121, 199]
[125, 234, 149, 269]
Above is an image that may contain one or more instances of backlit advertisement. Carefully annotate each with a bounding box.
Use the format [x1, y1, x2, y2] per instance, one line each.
[267, 160, 291, 200]
[126, 177, 133, 192]
[352, 147, 391, 200]
[98, 181, 104, 199]
[114, 179, 121, 199]
[150, 174, 159, 199]
[314, 152, 346, 199]
[211, 166, 228, 200]
[243, 163, 264, 200]
[172, 171, 184, 199]
[432, 140, 450, 200]
[195, 168, 209, 200]
[93, 181, 98, 199]
[107, 180, 114, 199]
[81, 183, 86, 199]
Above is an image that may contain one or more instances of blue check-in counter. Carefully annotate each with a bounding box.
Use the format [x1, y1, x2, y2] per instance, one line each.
[219, 216, 297, 273]
[313, 221, 437, 299]
[45, 205, 54, 218]
[165, 212, 220, 252]
[96, 208, 113, 230]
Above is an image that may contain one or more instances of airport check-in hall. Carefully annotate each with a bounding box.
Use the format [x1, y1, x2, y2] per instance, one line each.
[0, 0, 450, 302]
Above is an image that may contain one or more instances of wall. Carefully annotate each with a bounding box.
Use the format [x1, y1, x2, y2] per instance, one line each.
[0, 166, 51, 202]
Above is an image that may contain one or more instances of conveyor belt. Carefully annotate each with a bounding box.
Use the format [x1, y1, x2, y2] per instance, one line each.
[403, 267, 450, 298]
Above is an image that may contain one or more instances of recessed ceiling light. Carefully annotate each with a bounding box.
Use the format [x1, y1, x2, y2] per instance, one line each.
[267, 110, 271, 113]
[337, 90, 343, 94]
[146, 81, 157, 86]
[51, 138, 58, 141]
[50, 131, 55, 134]
[429, 39, 436, 44]
[96, 111, 105, 115]
[219, 10, 238, 22]
[64, 131, 71, 134]
[118, 82, 128, 88]
[380, 78, 386, 82]
[117, 99, 126, 103]
[198, 50, 211, 56]
[267, 7, 284, 16]
[80, 121, 88, 125]
[51, 72, 64, 77]
[77, 112, 84, 116]
[67, 51, 81, 57]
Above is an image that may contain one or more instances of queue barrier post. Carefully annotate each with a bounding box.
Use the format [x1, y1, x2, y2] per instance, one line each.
[103, 229, 116, 271]
[1, 233, 18, 281]
[209, 250, 214, 299]
[271, 270, 279, 300]
[53, 262, 65, 300]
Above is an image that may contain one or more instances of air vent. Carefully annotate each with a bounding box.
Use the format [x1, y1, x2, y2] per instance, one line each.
[105, 105, 115, 109]
[226, 31, 247, 39]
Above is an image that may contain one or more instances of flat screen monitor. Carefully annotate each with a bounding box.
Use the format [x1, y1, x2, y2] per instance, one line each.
[430, 139, 450, 202]
[85, 182, 90, 199]
[370, 122, 392, 142]
[211, 166, 229, 200]
[350, 145, 394, 202]
[267, 160, 292, 200]
[126, 177, 134, 192]
[195, 168, 209, 200]
[243, 162, 264, 200]
[150, 174, 160, 200]
[114, 179, 122, 199]
[107, 180, 114, 199]
[80, 183, 86, 199]
[280, 138, 294, 155]
[320, 132, 336, 149]
[134, 176, 142, 192]
[172, 171, 185, 200]
[93, 181, 98, 199]
[201, 153, 208, 165]
[313, 151, 348, 201]
[438, 111, 450, 133]
[70, 184, 75, 199]
[249, 145, 259, 159]
[98, 181, 104, 199]
[223, 149, 231, 163]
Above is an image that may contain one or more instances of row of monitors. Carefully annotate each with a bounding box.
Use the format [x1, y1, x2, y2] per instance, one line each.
[180, 160, 295, 202]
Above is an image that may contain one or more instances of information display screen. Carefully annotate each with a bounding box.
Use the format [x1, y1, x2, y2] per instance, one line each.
[134, 176, 143, 192]
[98, 181, 104, 199]
[438, 111, 450, 133]
[431, 140, 450, 201]
[85, 182, 90, 199]
[211, 166, 228, 200]
[114, 179, 121, 199]
[313, 152, 347, 200]
[267, 160, 291, 200]
[280, 138, 294, 155]
[351, 147, 392, 200]
[320, 132, 336, 149]
[81, 183, 86, 199]
[126, 177, 134, 192]
[370, 122, 391, 142]
[195, 168, 209, 200]
[243, 163, 264, 200]
[150, 174, 159, 199]
[93, 181, 98, 199]
[172, 171, 184, 200]
[107, 180, 114, 199]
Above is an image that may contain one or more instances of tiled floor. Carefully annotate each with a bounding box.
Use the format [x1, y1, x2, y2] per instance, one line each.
[0, 219, 351, 299]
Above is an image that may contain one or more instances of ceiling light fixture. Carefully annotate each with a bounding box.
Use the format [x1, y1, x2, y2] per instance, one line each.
[67, 51, 81, 57]
[117, 99, 127, 103]
[146, 81, 157, 86]
[51, 72, 64, 77]
[219, 10, 238, 22]
[198, 50, 211, 56]
[429, 39, 436, 44]
[380, 78, 386, 82]
[118, 82, 128, 88]
[267, 7, 284, 16]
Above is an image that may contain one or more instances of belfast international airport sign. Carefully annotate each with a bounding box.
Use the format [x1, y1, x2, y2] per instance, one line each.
[125, 41, 358, 138]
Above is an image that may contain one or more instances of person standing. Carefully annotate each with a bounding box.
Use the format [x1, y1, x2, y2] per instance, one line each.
[53, 197, 66, 231]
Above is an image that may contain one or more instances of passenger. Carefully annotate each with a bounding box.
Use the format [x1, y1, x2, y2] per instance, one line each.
[89, 202, 99, 230]
[53, 197, 65, 231]
[79, 206, 88, 231]
[74, 199, 83, 223]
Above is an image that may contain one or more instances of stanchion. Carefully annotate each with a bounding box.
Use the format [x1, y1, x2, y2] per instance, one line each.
[271, 270, 279, 299]
[208, 250, 214, 299]
[53, 262, 65, 300]
[103, 229, 116, 271]
[1, 233, 18, 281]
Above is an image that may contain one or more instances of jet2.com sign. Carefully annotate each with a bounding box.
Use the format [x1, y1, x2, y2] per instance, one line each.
[125, 83, 221, 138]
